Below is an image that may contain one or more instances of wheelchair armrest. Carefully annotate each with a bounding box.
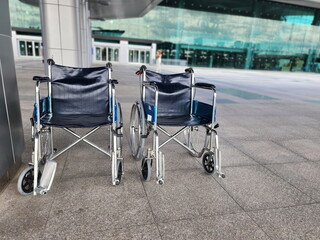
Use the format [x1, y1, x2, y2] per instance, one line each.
[33, 76, 50, 83]
[185, 67, 194, 73]
[194, 82, 216, 90]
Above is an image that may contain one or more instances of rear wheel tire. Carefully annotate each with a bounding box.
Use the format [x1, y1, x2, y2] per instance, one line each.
[184, 126, 209, 158]
[129, 103, 146, 160]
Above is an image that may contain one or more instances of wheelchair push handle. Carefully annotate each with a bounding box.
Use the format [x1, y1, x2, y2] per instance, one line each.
[106, 62, 113, 71]
[47, 59, 55, 66]
[136, 65, 147, 75]
[185, 67, 194, 73]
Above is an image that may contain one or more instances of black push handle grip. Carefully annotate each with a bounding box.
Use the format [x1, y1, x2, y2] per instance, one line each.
[47, 59, 55, 66]
[185, 67, 194, 73]
[106, 62, 113, 71]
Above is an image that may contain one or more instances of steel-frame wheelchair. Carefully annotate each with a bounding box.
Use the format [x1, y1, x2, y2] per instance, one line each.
[17, 59, 123, 195]
[129, 66, 225, 184]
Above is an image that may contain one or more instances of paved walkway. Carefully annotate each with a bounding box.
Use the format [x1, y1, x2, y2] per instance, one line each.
[1, 59, 320, 239]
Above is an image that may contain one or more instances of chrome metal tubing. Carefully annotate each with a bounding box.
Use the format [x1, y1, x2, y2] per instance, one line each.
[158, 126, 188, 149]
[108, 68, 112, 113]
[62, 127, 111, 157]
[49, 127, 102, 161]
[33, 134, 39, 195]
[190, 72, 195, 115]
[158, 126, 195, 153]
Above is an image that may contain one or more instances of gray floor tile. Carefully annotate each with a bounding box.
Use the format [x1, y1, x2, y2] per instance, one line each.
[217, 165, 314, 211]
[219, 141, 258, 167]
[44, 224, 161, 240]
[279, 139, 320, 161]
[43, 174, 154, 236]
[220, 126, 260, 140]
[0, 183, 52, 240]
[265, 162, 320, 201]
[249, 203, 320, 240]
[159, 213, 270, 240]
[143, 169, 242, 223]
[231, 140, 305, 164]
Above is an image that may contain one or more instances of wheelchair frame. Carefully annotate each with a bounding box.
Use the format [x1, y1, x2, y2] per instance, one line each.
[130, 66, 225, 184]
[17, 60, 123, 196]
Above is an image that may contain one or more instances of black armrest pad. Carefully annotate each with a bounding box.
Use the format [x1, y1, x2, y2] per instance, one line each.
[108, 79, 118, 84]
[33, 76, 50, 82]
[195, 82, 216, 89]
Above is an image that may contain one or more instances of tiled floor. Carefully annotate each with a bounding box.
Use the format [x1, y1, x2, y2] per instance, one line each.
[1, 59, 320, 239]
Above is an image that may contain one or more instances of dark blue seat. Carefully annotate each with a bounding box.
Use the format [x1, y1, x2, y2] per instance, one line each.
[40, 64, 110, 128]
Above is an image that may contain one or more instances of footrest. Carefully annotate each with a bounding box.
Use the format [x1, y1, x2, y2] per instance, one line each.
[39, 160, 57, 193]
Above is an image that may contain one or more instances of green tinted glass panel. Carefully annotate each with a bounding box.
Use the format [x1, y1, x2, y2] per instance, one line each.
[19, 41, 26, 56]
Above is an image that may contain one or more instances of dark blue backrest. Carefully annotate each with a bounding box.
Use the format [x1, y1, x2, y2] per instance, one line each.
[51, 64, 109, 115]
[145, 70, 191, 117]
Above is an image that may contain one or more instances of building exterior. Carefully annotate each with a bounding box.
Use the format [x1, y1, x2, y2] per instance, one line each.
[9, 0, 320, 72]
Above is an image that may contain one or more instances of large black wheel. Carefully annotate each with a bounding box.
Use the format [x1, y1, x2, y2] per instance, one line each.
[184, 126, 209, 158]
[116, 102, 123, 155]
[202, 151, 215, 174]
[141, 158, 151, 181]
[17, 166, 42, 195]
[129, 103, 146, 160]
[117, 160, 123, 184]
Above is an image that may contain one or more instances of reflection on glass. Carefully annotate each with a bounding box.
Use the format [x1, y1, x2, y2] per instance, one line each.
[96, 47, 101, 60]
[34, 42, 40, 56]
[140, 51, 145, 63]
[146, 51, 150, 64]
[133, 50, 139, 62]
[102, 47, 107, 61]
[114, 49, 119, 61]
[108, 48, 113, 61]
[92, 2, 320, 72]
[27, 41, 33, 56]
[129, 50, 134, 62]
[19, 41, 26, 56]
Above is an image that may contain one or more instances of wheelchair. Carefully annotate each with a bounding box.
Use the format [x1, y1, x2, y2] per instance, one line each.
[129, 66, 225, 184]
[17, 59, 123, 195]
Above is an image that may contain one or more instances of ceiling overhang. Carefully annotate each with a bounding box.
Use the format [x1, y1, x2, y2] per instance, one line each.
[88, 0, 163, 20]
[269, 0, 320, 9]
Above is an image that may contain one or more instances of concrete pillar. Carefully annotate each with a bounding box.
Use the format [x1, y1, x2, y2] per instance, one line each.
[39, 0, 90, 67]
[151, 43, 157, 64]
[11, 30, 18, 57]
[119, 40, 129, 64]
[0, 0, 24, 190]
[306, 49, 316, 72]
[79, 0, 92, 67]
[245, 43, 254, 69]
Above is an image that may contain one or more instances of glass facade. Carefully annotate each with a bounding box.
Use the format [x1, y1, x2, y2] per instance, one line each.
[8, 0, 320, 72]
[95, 46, 119, 62]
[92, 0, 320, 72]
[9, 0, 40, 29]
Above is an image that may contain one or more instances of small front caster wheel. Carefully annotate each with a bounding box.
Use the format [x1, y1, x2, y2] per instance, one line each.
[141, 158, 151, 181]
[17, 166, 42, 195]
[202, 152, 215, 174]
[220, 173, 226, 178]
